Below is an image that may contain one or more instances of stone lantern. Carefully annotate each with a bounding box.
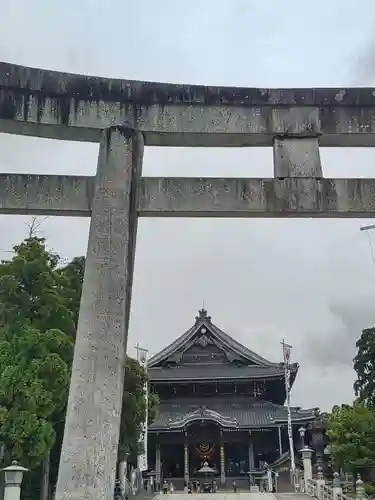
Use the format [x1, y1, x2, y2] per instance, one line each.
[1, 461, 28, 500]
[308, 417, 325, 470]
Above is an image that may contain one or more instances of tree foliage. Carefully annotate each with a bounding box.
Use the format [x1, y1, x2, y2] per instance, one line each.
[57, 257, 85, 333]
[326, 402, 375, 473]
[0, 238, 76, 336]
[0, 237, 74, 467]
[0, 235, 158, 473]
[119, 358, 159, 463]
[354, 327, 375, 407]
[0, 325, 73, 467]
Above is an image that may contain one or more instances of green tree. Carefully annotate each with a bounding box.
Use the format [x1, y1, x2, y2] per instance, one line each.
[0, 237, 74, 467]
[57, 257, 85, 333]
[354, 327, 375, 407]
[326, 402, 375, 473]
[0, 237, 76, 336]
[0, 235, 158, 490]
[0, 324, 73, 467]
[118, 357, 159, 464]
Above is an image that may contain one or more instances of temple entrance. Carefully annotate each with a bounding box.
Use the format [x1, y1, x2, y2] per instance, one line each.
[190, 443, 220, 477]
[187, 421, 221, 478]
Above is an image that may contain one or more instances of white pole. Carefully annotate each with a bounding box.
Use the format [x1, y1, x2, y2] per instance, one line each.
[135, 344, 149, 473]
[143, 371, 149, 471]
[281, 340, 296, 478]
[360, 225, 375, 270]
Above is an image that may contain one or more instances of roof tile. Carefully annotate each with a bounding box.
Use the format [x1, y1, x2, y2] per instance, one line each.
[149, 397, 315, 430]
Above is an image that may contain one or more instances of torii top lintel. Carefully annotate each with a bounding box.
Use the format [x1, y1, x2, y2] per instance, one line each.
[1, 61, 375, 147]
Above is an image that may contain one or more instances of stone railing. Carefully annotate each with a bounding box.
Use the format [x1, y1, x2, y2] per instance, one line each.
[306, 473, 366, 500]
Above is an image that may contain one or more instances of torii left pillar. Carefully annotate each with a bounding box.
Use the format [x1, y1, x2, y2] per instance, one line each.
[55, 127, 144, 500]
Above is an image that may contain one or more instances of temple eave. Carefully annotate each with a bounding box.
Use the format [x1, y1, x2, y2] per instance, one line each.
[148, 363, 298, 383]
[148, 398, 316, 432]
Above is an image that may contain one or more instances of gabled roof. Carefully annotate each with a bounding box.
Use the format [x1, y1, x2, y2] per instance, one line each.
[148, 308, 290, 369]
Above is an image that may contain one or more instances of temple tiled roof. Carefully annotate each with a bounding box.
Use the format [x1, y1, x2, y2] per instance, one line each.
[148, 309, 298, 379]
[148, 363, 297, 382]
[149, 397, 316, 431]
[148, 309, 277, 368]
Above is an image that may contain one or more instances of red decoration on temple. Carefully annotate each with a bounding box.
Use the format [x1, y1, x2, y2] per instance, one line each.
[194, 443, 216, 458]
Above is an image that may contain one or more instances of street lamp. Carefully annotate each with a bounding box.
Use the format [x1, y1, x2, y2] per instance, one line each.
[1, 461, 28, 500]
[298, 426, 306, 447]
[138, 348, 148, 367]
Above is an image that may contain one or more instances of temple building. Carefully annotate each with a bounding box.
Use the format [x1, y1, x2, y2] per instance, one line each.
[146, 309, 321, 488]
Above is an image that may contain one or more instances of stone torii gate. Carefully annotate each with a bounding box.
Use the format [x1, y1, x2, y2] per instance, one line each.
[1, 62, 375, 500]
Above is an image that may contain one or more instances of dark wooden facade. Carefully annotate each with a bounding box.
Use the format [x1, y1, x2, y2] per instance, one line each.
[147, 309, 319, 488]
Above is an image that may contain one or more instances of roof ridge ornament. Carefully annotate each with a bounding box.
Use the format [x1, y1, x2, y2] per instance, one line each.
[195, 308, 211, 324]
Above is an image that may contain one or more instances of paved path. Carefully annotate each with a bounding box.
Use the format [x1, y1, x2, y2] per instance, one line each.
[274, 494, 311, 500]
[153, 493, 310, 500]
[153, 494, 276, 500]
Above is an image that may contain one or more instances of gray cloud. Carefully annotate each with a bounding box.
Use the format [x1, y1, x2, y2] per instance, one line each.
[1, 0, 375, 413]
[304, 293, 375, 367]
[351, 37, 375, 85]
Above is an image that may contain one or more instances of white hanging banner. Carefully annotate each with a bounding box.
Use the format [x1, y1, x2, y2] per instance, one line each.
[136, 345, 148, 472]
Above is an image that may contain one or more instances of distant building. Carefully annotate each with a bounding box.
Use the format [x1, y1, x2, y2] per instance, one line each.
[147, 308, 320, 489]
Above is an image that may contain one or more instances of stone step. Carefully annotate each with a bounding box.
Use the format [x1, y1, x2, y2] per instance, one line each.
[153, 494, 276, 500]
[274, 494, 311, 500]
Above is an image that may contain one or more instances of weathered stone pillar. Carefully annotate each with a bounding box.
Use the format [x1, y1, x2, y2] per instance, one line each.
[220, 443, 225, 486]
[300, 447, 313, 493]
[184, 443, 189, 484]
[332, 472, 342, 500]
[55, 127, 144, 500]
[155, 444, 161, 490]
[273, 137, 322, 178]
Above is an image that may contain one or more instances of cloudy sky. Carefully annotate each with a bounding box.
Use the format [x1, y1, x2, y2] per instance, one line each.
[1, 0, 375, 411]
